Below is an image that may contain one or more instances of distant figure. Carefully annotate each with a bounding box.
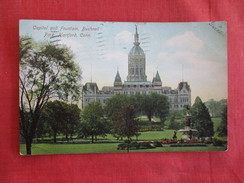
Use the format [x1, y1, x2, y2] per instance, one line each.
[172, 131, 177, 139]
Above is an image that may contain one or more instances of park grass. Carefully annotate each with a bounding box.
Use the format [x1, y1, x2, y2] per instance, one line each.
[20, 143, 227, 155]
[20, 118, 227, 155]
[20, 130, 227, 155]
[96, 130, 175, 141]
[32, 130, 174, 142]
[135, 130, 175, 140]
[20, 143, 121, 155]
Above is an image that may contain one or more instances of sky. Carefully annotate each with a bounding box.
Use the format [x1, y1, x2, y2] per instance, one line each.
[20, 20, 227, 102]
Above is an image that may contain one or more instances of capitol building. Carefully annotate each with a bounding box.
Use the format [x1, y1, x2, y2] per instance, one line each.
[82, 26, 191, 111]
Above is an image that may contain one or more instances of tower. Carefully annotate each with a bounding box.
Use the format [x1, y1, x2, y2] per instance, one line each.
[177, 81, 191, 109]
[152, 71, 162, 87]
[127, 25, 147, 82]
[113, 70, 123, 94]
[114, 70, 122, 87]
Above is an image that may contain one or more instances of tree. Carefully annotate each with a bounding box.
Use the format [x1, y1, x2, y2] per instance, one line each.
[191, 97, 214, 137]
[40, 101, 81, 142]
[60, 103, 81, 141]
[105, 95, 139, 140]
[167, 111, 185, 130]
[19, 36, 81, 154]
[130, 94, 145, 116]
[80, 102, 109, 143]
[36, 110, 51, 140]
[154, 94, 170, 123]
[142, 93, 169, 122]
[217, 105, 227, 136]
[40, 101, 64, 143]
[143, 93, 157, 122]
[205, 99, 227, 117]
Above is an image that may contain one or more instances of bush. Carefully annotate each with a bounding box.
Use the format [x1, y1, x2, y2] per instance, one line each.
[138, 141, 156, 149]
[213, 138, 224, 146]
[117, 141, 157, 150]
[153, 141, 163, 147]
[117, 143, 127, 150]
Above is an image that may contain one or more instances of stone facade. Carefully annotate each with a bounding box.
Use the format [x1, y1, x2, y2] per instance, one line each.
[82, 26, 191, 110]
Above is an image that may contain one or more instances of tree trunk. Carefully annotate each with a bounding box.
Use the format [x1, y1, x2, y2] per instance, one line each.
[70, 135, 73, 141]
[26, 137, 32, 155]
[91, 135, 94, 143]
[148, 115, 152, 122]
[53, 131, 57, 143]
[127, 137, 131, 153]
[148, 115, 152, 130]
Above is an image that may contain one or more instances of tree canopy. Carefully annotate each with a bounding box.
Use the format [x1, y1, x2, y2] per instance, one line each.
[80, 102, 110, 143]
[130, 93, 169, 122]
[39, 100, 81, 142]
[217, 105, 228, 137]
[167, 111, 185, 130]
[105, 95, 139, 140]
[205, 99, 227, 117]
[191, 96, 214, 137]
[19, 36, 82, 154]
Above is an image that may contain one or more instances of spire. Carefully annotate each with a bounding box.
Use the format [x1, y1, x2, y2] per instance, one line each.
[152, 71, 162, 86]
[114, 70, 122, 83]
[134, 25, 140, 46]
[114, 70, 122, 87]
[155, 71, 161, 82]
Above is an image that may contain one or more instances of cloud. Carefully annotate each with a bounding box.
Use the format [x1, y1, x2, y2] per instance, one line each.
[157, 50, 224, 78]
[59, 38, 84, 57]
[114, 30, 133, 44]
[158, 32, 208, 68]
[165, 31, 204, 51]
[102, 50, 127, 62]
[156, 31, 227, 101]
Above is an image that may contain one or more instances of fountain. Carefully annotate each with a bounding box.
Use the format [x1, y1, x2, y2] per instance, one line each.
[178, 111, 198, 140]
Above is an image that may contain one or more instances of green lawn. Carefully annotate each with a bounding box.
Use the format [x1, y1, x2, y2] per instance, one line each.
[20, 119, 227, 155]
[95, 130, 175, 141]
[136, 130, 175, 140]
[20, 143, 121, 155]
[20, 130, 227, 155]
[20, 143, 227, 155]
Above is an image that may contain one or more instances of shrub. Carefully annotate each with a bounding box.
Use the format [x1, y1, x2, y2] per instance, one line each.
[213, 138, 224, 146]
[153, 141, 163, 147]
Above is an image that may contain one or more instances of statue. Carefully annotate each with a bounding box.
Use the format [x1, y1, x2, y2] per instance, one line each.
[185, 113, 191, 127]
[172, 131, 177, 139]
[179, 106, 198, 140]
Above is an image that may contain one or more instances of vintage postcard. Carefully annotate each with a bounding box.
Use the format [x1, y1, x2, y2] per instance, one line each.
[19, 20, 227, 155]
